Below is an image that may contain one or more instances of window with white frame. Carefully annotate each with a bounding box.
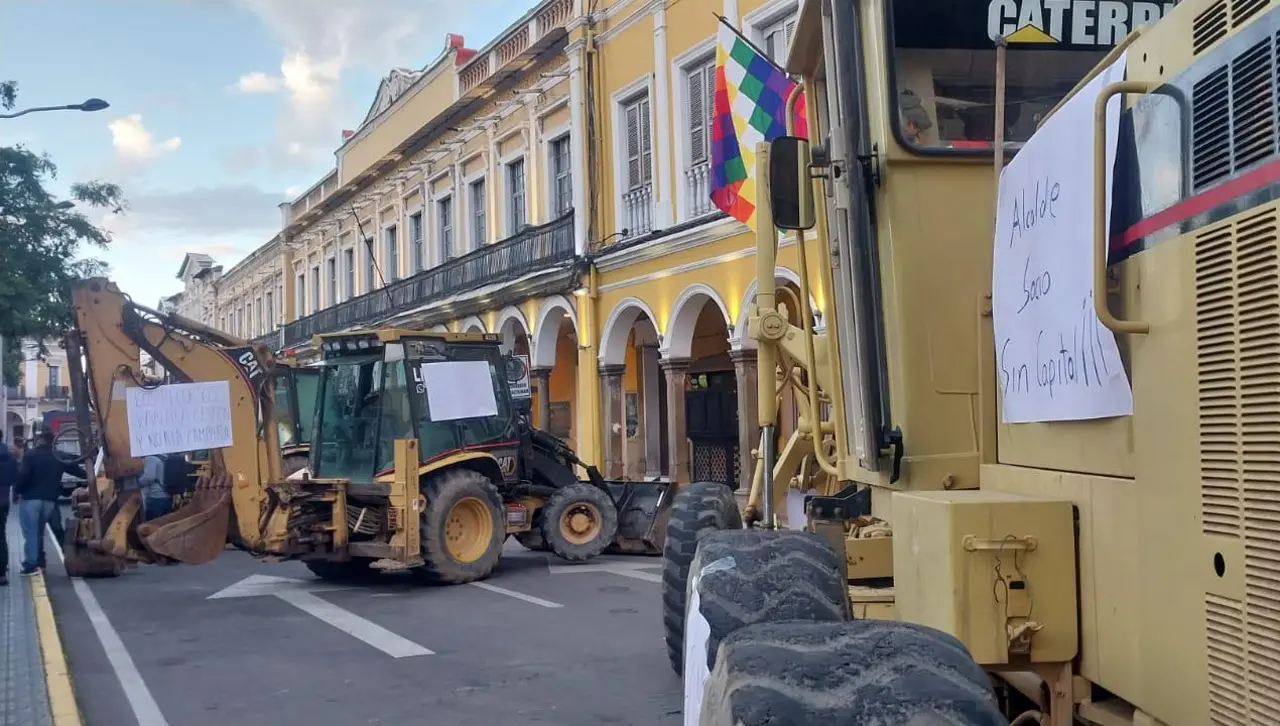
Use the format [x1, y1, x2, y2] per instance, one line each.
[470, 179, 486, 249]
[759, 13, 797, 67]
[385, 225, 399, 281]
[343, 248, 355, 299]
[622, 93, 653, 235]
[438, 195, 454, 261]
[295, 273, 305, 316]
[685, 58, 716, 218]
[326, 257, 337, 304]
[255, 298, 263, 334]
[265, 292, 274, 331]
[409, 212, 424, 273]
[506, 159, 526, 234]
[237, 307, 244, 336]
[310, 264, 320, 312]
[364, 238, 376, 292]
[550, 135, 572, 217]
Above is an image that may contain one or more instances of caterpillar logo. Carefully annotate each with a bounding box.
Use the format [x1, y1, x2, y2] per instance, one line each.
[987, 0, 1177, 46]
[497, 455, 517, 476]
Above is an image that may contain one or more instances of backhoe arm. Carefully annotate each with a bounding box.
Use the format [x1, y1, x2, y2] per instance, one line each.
[69, 277, 283, 564]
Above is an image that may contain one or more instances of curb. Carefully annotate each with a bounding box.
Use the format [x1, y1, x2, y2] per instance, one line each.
[30, 571, 82, 726]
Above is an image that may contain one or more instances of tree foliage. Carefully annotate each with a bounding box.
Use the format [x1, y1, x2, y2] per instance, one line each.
[0, 80, 127, 381]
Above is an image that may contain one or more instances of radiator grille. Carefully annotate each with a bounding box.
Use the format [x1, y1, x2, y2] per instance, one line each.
[1191, 32, 1280, 190]
[1195, 0, 1276, 54]
[1197, 207, 1280, 724]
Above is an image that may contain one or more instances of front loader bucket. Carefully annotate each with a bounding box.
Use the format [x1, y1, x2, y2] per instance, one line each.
[604, 480, 672, 555]
[136, 486, 231, 565]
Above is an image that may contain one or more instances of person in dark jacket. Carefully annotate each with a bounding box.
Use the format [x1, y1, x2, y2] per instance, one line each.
[0, 434, 19, 585]
[15, 430, 85, 575]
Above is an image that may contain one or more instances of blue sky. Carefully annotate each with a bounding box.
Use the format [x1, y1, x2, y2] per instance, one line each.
[1, 0, 539, 307]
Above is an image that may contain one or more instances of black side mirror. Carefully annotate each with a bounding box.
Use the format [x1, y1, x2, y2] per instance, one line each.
[768, 136, 816, 231]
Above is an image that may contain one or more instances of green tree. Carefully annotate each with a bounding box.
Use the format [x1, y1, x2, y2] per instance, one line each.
[0, 80, 126, 381]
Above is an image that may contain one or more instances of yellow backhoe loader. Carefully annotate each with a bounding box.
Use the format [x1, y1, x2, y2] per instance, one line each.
[660, 1, 1266, 725]
[62, 278, 666, 583]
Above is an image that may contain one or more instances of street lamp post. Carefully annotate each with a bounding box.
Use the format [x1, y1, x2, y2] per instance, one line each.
[0, 97, 109, 119]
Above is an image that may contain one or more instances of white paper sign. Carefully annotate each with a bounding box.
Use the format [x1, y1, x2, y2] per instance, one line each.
[421, 361, 499, 422]
[126, 380, 234, 457]
[992, 51, 1135, 424]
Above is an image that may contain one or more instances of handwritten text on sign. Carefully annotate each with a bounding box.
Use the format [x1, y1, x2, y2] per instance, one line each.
[991, 51, 1134, 424]
[126, 380, 235, 457]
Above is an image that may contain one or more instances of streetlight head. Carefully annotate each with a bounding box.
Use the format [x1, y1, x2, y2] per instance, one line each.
[77, 98, 109, 113]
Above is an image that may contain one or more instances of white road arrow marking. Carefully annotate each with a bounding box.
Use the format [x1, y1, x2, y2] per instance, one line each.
[208, 574, 433, 658]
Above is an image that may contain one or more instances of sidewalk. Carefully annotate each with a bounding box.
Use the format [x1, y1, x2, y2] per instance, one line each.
[1, 507, 79, 726]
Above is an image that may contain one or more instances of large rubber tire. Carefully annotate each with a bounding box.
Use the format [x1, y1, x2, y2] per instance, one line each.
[701, 620, 1007, 726]
[662, 481, 743, 675]
[304, 558, 377, 583]
[687, 529, 848, 674]
[416, 468, 505, 585]
[540, 483, 620, 562]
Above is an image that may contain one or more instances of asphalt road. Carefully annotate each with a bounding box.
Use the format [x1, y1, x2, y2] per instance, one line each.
[42, 529, 682, 726]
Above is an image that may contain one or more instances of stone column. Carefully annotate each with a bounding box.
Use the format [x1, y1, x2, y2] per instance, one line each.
[651, 4, 674, 228]
[532, 367, 552, 430]
[639, 344, 662, 478]
[660, 357, 691, 484]
[730, 347, 759, 491]
[565, 41, 589, 255]
[599, 364, 626, 478]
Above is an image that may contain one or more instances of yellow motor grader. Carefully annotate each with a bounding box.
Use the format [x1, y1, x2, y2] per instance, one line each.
[62, 278, 667, 583]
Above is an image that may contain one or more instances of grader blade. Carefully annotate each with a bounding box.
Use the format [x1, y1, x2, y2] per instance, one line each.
[137, 487, 231, 565]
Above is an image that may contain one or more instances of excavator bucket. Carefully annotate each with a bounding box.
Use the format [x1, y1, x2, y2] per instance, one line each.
[136, 468, 232, 565]
[62, 514, 129, 578]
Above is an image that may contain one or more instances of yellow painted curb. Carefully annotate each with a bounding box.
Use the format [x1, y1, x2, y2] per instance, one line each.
[30, 571, 83, 726]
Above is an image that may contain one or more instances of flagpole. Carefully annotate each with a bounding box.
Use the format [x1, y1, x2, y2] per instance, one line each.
[713, 12, 792, 77]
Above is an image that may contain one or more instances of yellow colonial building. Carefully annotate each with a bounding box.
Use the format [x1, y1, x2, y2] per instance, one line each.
[207, 0, 818, 491]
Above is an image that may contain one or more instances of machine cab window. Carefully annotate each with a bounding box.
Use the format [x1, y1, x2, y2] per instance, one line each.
[887, 0, 1171, 152]
[311, 333, 516, 482]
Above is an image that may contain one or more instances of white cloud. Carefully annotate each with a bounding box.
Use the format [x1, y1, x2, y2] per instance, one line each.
[231, 0, 535, 166]
[108, 114, 181, 161]
[233, 71, 281, 94]
[284, 185, 304, 197]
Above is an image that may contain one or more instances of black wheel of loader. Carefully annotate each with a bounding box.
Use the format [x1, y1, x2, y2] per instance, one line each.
[416, 468, 504, 585]
[685, 529, 848, 675]
[512, 509, 549, 552]
[304, 558, 378, 583]
[700, 620, 1007, 726]
[541, 482, 619, 562]
[661, 480, 742, 676]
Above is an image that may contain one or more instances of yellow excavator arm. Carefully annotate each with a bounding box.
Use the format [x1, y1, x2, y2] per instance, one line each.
[66, 277, 283, 570]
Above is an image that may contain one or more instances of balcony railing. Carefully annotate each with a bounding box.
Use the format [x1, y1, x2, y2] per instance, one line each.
[622, 186, 654, 237]
[685, 162, 715, 218]
[4, 385, 21, 400]
[282, 212, 576, 348]
[252, 331, 281, 351]
[44, 385, 69, 399]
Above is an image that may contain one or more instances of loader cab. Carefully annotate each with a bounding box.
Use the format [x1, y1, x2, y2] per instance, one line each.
[309, 331, 517, 483]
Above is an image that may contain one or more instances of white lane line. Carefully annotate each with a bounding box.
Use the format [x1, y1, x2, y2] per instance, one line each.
[469, 581, 563, 608]
[607, 568, 663, 584]
[46, 524, 170, 726]
[272, 588, 434, 658]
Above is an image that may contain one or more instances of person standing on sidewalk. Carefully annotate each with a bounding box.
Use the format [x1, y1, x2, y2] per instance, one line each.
[14, 430, 85, 575]
[139, 453, 172, 521]
[0, 434, 19, 586]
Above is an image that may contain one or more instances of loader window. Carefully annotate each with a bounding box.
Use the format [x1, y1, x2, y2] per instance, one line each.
[446, 345, 515, 448]
[886, 0, 1157, 153]
[293, 368, 320, 445]
[313, 356, 381, 481]
[374, 361, 415, 474]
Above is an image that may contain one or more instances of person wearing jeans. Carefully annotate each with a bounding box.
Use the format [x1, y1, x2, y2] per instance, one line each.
[0, 435, 18, 586]
[14, 430, 85, 575]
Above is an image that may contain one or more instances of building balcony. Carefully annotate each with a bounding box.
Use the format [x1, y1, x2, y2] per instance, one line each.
[252, 331, 281, 352]
[685, 162, 715, 218]
[622, 185, 654, 238]
[44, 385, 69, 400]
[281, 211, 576, 349]
[4, 386, 21, 401]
